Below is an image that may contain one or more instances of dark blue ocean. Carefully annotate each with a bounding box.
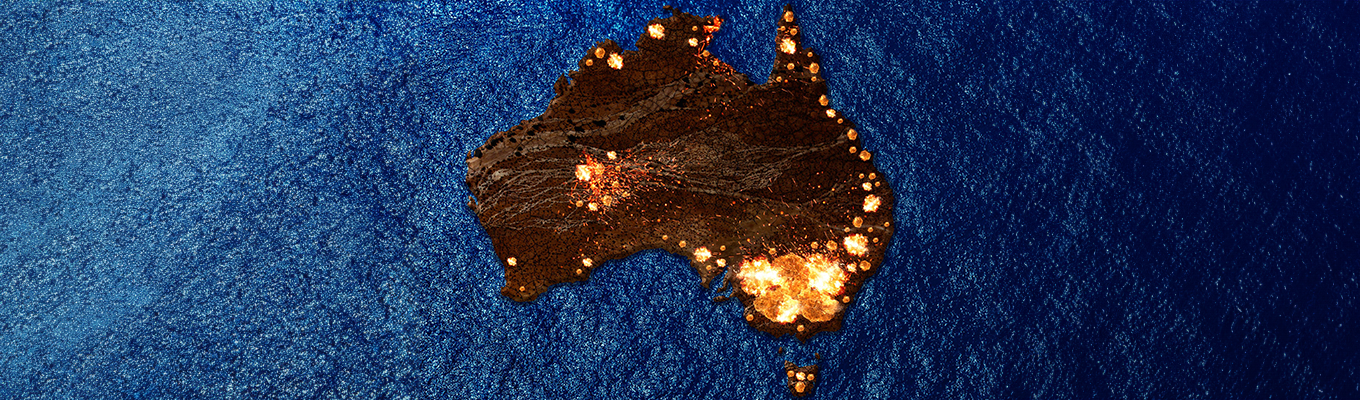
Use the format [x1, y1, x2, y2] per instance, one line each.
[2, 1, 1356, 398]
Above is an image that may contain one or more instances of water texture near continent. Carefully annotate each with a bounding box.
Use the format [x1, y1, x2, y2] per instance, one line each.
[1, 1, 1357, 399]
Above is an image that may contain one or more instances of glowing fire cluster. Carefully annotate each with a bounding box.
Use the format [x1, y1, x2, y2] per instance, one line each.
[572, 151, 649, 212]
[736, 251, 851, 324]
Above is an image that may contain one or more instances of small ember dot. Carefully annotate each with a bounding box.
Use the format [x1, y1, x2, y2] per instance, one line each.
[746, 313, 755, 322]
[809, 63, 820, 74]
[807, 51, 814, 57]
[594, 47, 605, 58]
[795, 382, 806, 393]
[575, 200, 584, 207]
[678, 240, 687, 248]
[875, 181, 881, 187]
[585, 59, 593, 66]
[859, 260, 871, 271]
[790, 28, 798, 36]
[827, 241, 837, 250]
[787, 62, 795, 70]
[507, 257, 517, 266]
[819, 95, 829, 106]
[662, 235, 669, 241]
[859, 150, 872, 161]
[518, 285, 526, 292]
[837, 118, 844, 124]
[884, 221, 891, 227]
[810, 242, 819, 249]
[847, 128, 858, 140]
[850, 146, 858, 153]
[720, 245, 726, 251]
[692, 25, 698, 31]
[858, 173, 865, 179]
[784, 11, 795, 22]
[807, 374, 816, 381]
[702, 50, 711, 57]
[873, 237, 879, 243]
[786, 370, 795, 378]
[853, 217, 863, 227]
[797, 324, 805, 332]
[576, 268, 583, 275]
[869, 173, 877, 180]
[841, 296, 851, 303]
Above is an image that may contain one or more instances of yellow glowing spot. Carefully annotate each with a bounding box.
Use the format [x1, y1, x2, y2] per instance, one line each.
[648, 23, 665, 39]
[826, 109, 836, 118]
[797, 324, 805, 332]
[716, 258, 727, 267]
[864, 195, 881, 212]
[859, 173, 865, 179]
[875, 181, 881, 187]
[779, 37, 796, 54]
[837, 118, 844, 124]
[606, 151, 617, 160]
[846, 262, 856, 272]
[746, 313, 754, 322]
[594, 47, 605, 58]
[787, 62, 796, 70]
[795, 382, 806, 393]
[507, 257, 517, 266]
[869, 173, 877, 180]
[702, 50, 710, 57]
[607, 53, 623, 69]
[585, 59, 593, 66]
[694, 247, 711, 262]
[796, 372, 806, 380]
[784, 11, 795, 22]
[662, 234, 669, 241]
[810, 242, 819, 249]
[844, 235, 868, 256]
[860, 150, 872, 161]
[884, 221, 891, 227]
[688, 37, 698, 47]
[819, 95, 829, 106]
[601, 195, 613, 206]
[720, 245, 726, 251]
[841, 295, 851, 303]
[737, 258, 780, 297]
[809, 63, 820, 74]
[576, 268, 583, 275]
[811, 76, 819, 82]
[862, 182, 872, 191]
[588, 202, 598, 211]
[847, 128, 858, 140]
[575, 164, 593, 181]
[826, 241, 837, 251]
[860, 260, 872, 271]
[808, 374, 816, 381]
[582, 258, 593, 267]
[790, 28, 799, 36]
[849, 146, 857, 154]
[518, 285, 526, 292]
[807, 51, 814, 57]
[873, 237, 879, 243]
[575, 200, 584, 207]
[776, 76, 784, 82]
[678, 240, 687, 248]
[853, 216, 863, 228]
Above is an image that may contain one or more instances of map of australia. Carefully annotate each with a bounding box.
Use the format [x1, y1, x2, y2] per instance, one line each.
[465, 5, 892, 348]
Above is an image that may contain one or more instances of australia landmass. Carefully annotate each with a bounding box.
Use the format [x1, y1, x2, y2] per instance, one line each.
[465, 5, 892, 342]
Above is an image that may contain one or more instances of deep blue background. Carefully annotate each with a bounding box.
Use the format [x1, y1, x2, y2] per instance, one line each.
[2, 1, 1357, 398]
